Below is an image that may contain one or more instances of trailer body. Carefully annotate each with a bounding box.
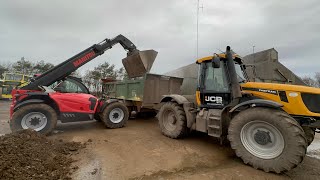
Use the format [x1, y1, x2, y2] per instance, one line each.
[103, 73, 183, 112]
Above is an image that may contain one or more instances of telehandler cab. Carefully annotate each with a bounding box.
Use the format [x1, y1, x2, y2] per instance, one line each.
[158, 46, 319, 173]
[9, 34, 157, 134]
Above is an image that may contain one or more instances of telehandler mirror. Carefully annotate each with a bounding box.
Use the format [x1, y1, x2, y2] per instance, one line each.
[212, 56, 220, 68]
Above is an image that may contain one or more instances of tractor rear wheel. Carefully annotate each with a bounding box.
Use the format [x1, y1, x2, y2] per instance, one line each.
[102, 102, 129, 128]
[158, 102, 187, 139]
[10, 103, 57, 135]
[302, 126, 315, 146]
[228, 107, 307, 173]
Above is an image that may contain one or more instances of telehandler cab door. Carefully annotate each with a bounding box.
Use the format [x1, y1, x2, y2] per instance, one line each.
[198, 60, 231, 109]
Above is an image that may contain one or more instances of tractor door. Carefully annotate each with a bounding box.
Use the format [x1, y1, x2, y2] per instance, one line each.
[198, 61, 231, 109]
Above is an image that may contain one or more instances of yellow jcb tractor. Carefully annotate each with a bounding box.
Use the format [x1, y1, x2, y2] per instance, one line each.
[157, 46, 318, 173]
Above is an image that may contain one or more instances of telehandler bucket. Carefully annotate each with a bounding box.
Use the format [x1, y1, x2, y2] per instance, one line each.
[122, 50, 158, 78]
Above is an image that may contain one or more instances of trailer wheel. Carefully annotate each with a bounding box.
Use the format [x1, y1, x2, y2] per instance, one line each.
[228, 107, 307, 173]
[10, 103, 57, 135]
[302, 126, 315, 146]
[158, 102, 187, 139]
[102, 102, 129, 128]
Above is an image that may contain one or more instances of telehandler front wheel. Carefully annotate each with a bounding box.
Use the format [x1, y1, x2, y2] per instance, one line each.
[228, 107, 307, 173]
[10, 103, 58, 135]
[158, 102, 188, 139]
[102, 102, 129, 128]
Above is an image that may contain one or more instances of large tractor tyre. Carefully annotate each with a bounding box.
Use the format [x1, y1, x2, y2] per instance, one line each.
[10, 103, 58, 135]
[158, 102, 188, 139]
[102, 102, 129, 129]
[228, 107, 307, 173]
[302, 126, 315, 146]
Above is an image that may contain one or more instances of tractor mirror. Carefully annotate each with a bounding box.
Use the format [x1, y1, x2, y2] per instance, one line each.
[212, 56, 220, 68]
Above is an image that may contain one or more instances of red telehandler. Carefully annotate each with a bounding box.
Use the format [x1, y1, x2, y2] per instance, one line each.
[9, 34, 157, 134]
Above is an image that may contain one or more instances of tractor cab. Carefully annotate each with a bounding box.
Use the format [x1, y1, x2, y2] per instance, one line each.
[195, 53, 246, 108]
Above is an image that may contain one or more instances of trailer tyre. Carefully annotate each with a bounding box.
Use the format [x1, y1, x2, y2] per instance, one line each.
[158, 102, 187, 139]
[10, 103, 57, 135]
[302, 126, 315, 146]
[102, 102, 129, 128]
[228, 108, 307, 173]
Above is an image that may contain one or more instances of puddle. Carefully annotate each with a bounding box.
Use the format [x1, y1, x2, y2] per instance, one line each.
[307, 138, 320, 159]
[72, 153, 102, 180]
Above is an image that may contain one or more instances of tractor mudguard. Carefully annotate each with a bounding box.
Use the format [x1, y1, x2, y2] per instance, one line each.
[14, 99, 45, 111]
[160, 94, 189, 104]
[229, 99, 283, 113]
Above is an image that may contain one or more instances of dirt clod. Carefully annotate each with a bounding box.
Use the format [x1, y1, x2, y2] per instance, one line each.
[91, 168, 98, 175]
[0, 129, 85, 180]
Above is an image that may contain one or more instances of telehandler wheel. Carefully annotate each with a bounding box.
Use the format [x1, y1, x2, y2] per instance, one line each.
[158, 102, 187, 139]
[302, 126, 315, 146]
[228, 107, 307, 173]
[10, 103, 57, 135]
[102, 102, 129, 128]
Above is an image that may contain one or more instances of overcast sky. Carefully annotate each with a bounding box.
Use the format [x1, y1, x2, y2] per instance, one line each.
[0, 0, 319, 77]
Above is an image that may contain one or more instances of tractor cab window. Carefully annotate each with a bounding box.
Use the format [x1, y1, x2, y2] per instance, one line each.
[53, 77, 89, 94]
[235, 63, 246, 83]
[204, 62, 229, 92]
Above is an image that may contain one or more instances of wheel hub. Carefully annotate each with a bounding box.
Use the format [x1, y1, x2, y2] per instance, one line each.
[21, 112, 48, 131]
[240, 120, 285, 159]
[113, 113, 119, 119]
[163, 110, 177, 132]
[109, 108, 124, 123]
[254, 130, 272, 145]
[30, 117, 41, 126]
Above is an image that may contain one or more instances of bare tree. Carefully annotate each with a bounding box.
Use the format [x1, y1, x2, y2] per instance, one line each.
[302, 76, 317, 87]
[12, 57, 34, 75]
[33, 60, 54, 74]
[314, 72, 320, 87]
[0, 61, 12, 78]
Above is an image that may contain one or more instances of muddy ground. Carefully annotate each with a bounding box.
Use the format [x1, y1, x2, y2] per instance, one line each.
[1, 100, 320, 180]
[0, 129, 84, 180]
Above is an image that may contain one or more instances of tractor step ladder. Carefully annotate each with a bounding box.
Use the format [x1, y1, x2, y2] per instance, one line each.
[207, 109, 222, 138]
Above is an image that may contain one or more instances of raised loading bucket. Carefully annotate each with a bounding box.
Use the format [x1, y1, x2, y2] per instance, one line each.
[122, 50, 158, 78]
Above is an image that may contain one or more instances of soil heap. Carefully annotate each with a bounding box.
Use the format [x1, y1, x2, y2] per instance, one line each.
[0, 129, 84, 180]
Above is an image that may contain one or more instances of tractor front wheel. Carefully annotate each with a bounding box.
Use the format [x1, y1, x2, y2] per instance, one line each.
[228, 107, 307, 173]
[158, 102, 188, 139]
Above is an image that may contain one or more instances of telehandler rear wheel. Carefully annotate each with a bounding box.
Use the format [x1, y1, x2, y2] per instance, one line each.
[228, 107, 307, 173]
[102, 102, 129, 128]
[302, 126, 315, 146]
[158, 102, 187, 139]
[10, 103, 57, 135]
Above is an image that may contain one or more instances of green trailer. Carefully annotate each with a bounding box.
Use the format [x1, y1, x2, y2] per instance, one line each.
[102, 73, 183, 115]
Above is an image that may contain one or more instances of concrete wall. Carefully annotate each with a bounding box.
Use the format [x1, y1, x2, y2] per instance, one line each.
[242, 48, 306, 85]
[165, 48, 306, 86]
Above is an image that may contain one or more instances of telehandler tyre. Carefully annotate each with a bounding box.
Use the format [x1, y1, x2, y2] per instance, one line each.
[10, 103, 57, 135]
[302, 126, 315, 146]
[228, 107, 307, 173]
[158, 102, 188, 139]
[102, 102, 129, 128]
